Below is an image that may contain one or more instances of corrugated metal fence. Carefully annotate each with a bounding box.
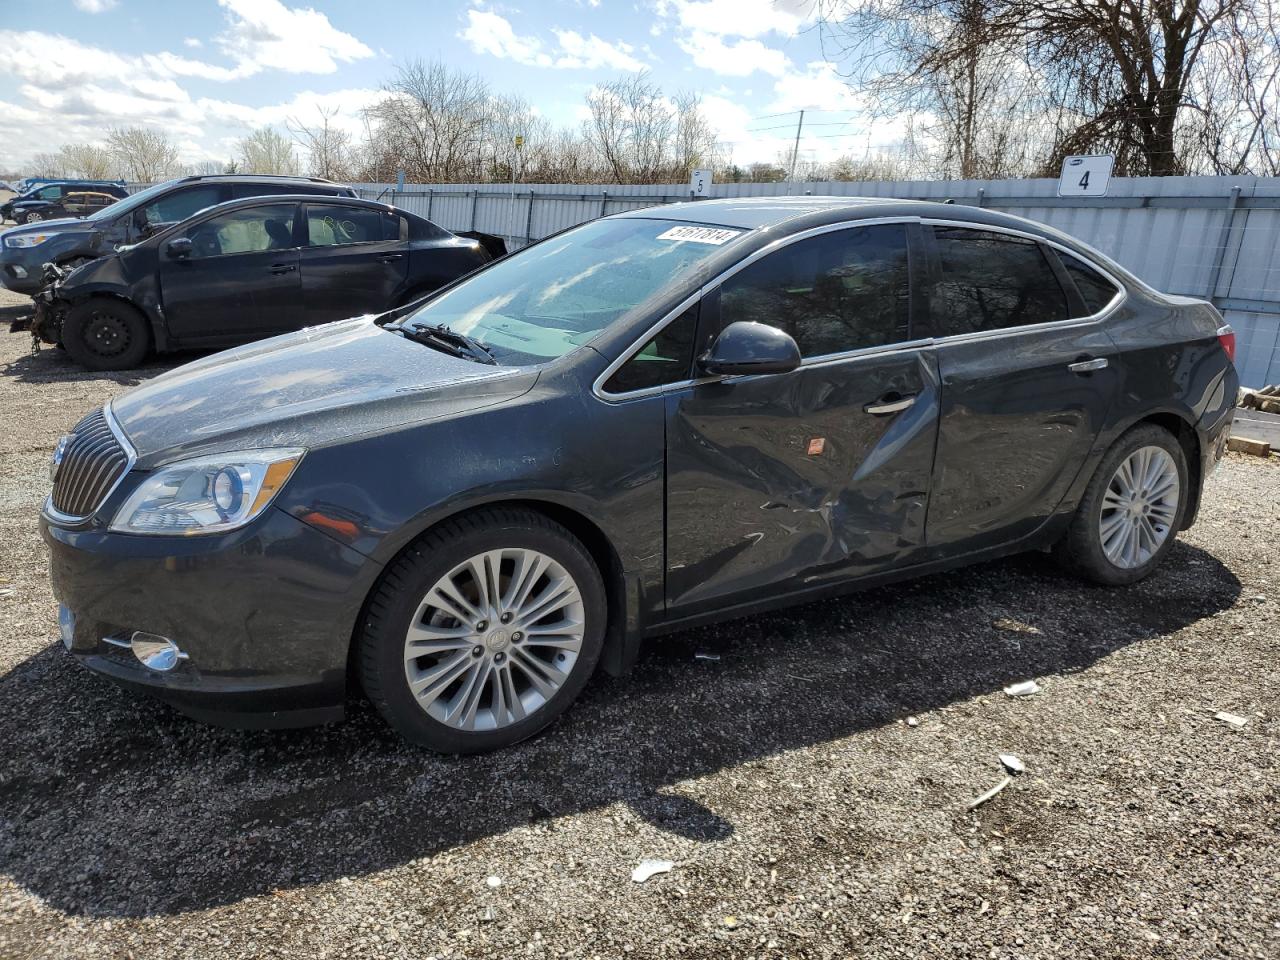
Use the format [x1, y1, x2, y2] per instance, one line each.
[354, 176, 1280, 387]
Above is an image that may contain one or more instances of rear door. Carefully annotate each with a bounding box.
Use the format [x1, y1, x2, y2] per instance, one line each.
[158, 202, 301, 342]
[921, 224, 1119, 556]
[661, 222, 940, 615]
[298, 203, 408, 324]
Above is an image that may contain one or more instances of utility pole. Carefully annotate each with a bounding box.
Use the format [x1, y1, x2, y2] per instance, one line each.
[787, 109, 805, 193]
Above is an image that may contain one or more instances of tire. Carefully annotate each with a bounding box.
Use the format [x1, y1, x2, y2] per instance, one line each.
[25, 211, 42, 223]
[62, 298, 151, 371]
[14, 212, 29, 225]
[1054, 424, 1189, 585]
[358, 507, 607, 752]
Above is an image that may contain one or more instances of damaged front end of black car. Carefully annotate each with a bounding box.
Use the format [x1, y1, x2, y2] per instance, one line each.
[16, 262, 73, 351]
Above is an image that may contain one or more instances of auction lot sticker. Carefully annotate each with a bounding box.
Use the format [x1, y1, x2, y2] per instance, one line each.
[656, 226, 742, 245]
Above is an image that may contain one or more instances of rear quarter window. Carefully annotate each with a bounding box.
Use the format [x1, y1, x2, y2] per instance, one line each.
[1060, 254, 1122, 315]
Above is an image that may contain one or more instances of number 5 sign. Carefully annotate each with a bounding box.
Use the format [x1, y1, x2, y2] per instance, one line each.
[1058, 155, 1113, 197]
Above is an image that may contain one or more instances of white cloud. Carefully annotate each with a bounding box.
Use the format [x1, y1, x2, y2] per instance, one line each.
[72, 0, 118, 12]
[656, 0, 811, 39]
[767, 60, 861, 113]
[676, 33, 789, 76]
[212, 0, 373, 78]
[461, 10, 645, 71]
[183, 37, 203, 48]
[551, 29, 645, 70]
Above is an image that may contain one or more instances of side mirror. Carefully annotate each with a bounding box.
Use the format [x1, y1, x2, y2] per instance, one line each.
[700, 321, 801, 377]
[166, 237, 193, 260]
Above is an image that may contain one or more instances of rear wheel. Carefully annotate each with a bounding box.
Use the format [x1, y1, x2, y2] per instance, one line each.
[1054, 424, 1188, 585]
[62, 298, 151, 371]
[358, 508, 606, 752]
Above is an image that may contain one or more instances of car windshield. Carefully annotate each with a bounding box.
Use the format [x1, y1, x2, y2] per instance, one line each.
[85, 179, 179, 221]
[402, 218, 744, 365]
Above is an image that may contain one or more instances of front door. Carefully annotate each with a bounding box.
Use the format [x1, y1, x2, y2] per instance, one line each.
[920, 225, 1118, 555]
[664, 222, 940, 615]
[298, 203, 408, 324]
[159, 202, 301, 342]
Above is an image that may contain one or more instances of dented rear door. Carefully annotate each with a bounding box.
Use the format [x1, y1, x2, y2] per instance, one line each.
[662, 220, 940, 616]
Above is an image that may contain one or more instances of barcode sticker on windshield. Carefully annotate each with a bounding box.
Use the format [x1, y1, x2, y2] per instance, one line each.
[656, 226, 741, 245]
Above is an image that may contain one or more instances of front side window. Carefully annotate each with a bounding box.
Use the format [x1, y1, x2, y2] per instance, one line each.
[182, 203, 297, 259]
[718, 224, 912, 357]
[929, 227, 1069, 336]
[143, 185, 223, 226]
[304, 205, 396, 246]
[36, 185, 63, 200]
[404, 218, 742, 366]
[603, 306, 698, 394]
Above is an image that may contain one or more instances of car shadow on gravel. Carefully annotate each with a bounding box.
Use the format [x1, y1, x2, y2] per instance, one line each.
[0, 541, 1240, 918]
[0, 345, 192, 386]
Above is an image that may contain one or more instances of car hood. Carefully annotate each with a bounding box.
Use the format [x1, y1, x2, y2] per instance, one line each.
[111, 317, 538, 468]
[4, 216, 91, 235]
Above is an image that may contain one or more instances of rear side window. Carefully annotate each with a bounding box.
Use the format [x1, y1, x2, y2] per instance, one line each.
[929, 227, 1069, 335]
[1060, 254, 1121, 315]
[719, 223, 912, 357]
[603, 306, 698, 394]
[304, 205, 397, 246]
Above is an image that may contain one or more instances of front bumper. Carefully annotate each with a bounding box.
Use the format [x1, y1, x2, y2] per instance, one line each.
[0, 246, 46, 294]
[41, 505, 383, 728]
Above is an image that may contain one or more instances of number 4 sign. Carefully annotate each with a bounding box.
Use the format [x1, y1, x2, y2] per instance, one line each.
[1058, 155, 1113, 197]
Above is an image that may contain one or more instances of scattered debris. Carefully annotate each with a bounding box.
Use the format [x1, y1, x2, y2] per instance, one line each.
[786, 673, 815, 682]
[485, 875, 503, 889]
[905, 716, 920, 728]
[631, 859, 675, 883]
[999, 754, 1026, 774]
[693, 652, 721, 662]
[993, 617, 1042, 635]
[1214, 711, 1249, 729]
[1003, 680, 1042, 697]
[965, 776, 1013, 811]
[482, 906, 497, 923]
[722, 916, 741, 930]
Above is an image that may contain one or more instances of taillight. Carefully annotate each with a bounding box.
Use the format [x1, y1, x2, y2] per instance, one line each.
[1216, 323, 1236, 363]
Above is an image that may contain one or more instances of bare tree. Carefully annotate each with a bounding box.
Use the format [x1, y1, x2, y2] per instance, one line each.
[106, 126, 180, 182]
[818, 0, 1278, 177]
[59, 144, 115, 179]
[288, 108, 354, 181]
[237, 127, 300, 175]
[583, 73, 714, 183]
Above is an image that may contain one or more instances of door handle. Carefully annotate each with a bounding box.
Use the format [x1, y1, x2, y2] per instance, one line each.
[864, 395, 916, 415]
[1068, 357, 1108, 374]
[269, 263, 297, 274]
[378, 254, 404, 262]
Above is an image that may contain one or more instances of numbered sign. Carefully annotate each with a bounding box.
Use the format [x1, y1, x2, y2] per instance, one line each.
[1058, 155, 1113, 197]
[689, 169, 712, 197]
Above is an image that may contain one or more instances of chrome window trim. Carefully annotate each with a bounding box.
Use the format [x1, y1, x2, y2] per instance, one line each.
[42, 401, 138, 526]
[593, 214, 1129, 403]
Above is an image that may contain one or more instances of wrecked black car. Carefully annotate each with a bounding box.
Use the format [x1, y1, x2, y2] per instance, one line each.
[1, 174, 356, 296]
[28, 193, 498, 370]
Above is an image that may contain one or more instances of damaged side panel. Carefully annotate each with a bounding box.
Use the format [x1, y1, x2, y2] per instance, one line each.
[663, 346, 941, 616]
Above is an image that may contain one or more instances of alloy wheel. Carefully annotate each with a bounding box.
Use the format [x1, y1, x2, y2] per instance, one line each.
[27, 212, 42, 222]
[403, 547, 585, 731]
[1099, 445, 1179, 569]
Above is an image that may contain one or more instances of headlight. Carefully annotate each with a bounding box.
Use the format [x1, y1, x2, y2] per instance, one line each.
[4, 233, 53, 248]
[109, 448, 304, 535]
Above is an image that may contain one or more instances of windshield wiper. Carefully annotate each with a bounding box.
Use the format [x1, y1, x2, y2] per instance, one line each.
[388, 321, 497, 365]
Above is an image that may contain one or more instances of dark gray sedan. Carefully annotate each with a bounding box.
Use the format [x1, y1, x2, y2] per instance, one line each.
[41, 197, 1238, 751]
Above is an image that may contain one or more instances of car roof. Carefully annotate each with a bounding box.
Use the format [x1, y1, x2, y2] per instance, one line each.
[174, 174, 351, 186]
[610, 195, 1065, 238]
[192, 193, 395, 213]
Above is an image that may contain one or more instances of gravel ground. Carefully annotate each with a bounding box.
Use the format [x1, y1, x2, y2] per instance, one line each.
[0, 282, 1277, 960]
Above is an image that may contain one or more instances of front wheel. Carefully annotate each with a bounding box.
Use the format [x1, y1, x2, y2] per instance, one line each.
[25, 211, 43, 223]
[1054, 424, 1188, 585]
[358, 508, 606, 752]
[61, 298, 151, 371]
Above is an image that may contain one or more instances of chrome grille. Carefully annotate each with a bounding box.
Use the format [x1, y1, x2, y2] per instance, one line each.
[50, 407, 132, 520]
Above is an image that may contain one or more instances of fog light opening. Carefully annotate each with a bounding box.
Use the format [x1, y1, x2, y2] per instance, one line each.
[130, 632, 189, 672]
